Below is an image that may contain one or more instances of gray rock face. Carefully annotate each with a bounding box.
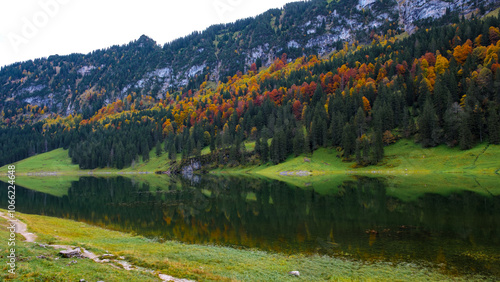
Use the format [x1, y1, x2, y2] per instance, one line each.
[396, 0, 500, 33]
[181, 160, 202, 183]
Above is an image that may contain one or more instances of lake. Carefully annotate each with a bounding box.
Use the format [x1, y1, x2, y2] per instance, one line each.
[2, 174, 500, 277]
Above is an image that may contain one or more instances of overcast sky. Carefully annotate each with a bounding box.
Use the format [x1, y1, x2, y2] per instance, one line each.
[0, 0, 295, 68]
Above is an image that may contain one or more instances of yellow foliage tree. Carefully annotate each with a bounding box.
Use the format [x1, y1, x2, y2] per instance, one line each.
[435, 55, 449, 74]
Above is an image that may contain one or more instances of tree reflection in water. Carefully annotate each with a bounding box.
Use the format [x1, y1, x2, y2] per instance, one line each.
[2, 175, 499, 276]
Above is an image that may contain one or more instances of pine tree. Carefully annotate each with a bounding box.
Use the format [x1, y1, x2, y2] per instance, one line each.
[168, 143, 176, 160]
[418, 98, 440, 147]
[255, 137, 262, 157]
[353, 107, 366, 138]
[488, 103, 500, 145]
[443, 102, 462, 147]
[459, 112, 473, 150]
[293, 127, 305, 156]
[155, 141, 162, 157]
[304, 131, 311, 154]
[142, 141, 150, 162]
[373, 128, 384, 164]
[261, 137, 269, 163]
[342, 123, 356, 159]
[402, 106, 411, 138]
[209, 134, 216, 153]
[355, 138, 362, 164]
[372, 116, 384, 164]
[495, 69, 500, 103]
[278, 131, 287, 162]
[270, 136, 279, 164]
[433, 76, 451, 123]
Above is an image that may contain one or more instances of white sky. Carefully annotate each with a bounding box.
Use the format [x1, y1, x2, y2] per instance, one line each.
[0, 0, 295, 68]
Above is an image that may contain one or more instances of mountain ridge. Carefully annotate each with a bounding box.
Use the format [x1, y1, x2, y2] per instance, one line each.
[2, 0, 498, 117]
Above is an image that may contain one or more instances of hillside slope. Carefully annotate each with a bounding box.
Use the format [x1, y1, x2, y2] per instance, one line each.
[1, 0, 497, 117]
[3, 141, 498, 175]
[2, 0, 500, 172]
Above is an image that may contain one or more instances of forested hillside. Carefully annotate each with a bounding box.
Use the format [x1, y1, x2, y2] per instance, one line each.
[1, 1, 500, 170]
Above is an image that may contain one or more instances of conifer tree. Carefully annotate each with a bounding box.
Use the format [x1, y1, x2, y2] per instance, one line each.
[155, 142, 162, 157]
[261, 137, 269, 163]
[293, 127, 305, 156]
[372, 116, 384, 164]
[419, 98, 440, 147]
[168, 143, 177, 160]
[488, 103, 500, 145]
[342, 123, 356, 159]
[459, 112, 473, 150]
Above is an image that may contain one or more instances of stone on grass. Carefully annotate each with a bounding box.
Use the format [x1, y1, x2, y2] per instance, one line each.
[288, 270, 300, 276]
[59, 247, 82, 258]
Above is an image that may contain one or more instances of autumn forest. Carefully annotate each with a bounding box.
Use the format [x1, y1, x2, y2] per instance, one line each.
[1, 13, 500, 170]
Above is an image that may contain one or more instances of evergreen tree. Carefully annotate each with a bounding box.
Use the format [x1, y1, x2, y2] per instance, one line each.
[255, 137, 262, 157]
[443, 103, 462, 147]
[142, 141, 150, 162]
[418, 98, 440, 147]
[372, 127, 384, 164]
[433, 76, 451, 123]
[155, 141, 162, 157]
[293, 127, 305, 156]
[209, 134, 216, 153]
[353, 107, 366, 138]
[488, 103, 500, 144]
[261, 137, 269, 163]
[459, 112, 473, 150]
[168, 143, 177, 160]
[495, 69, 500, 103]
[270, 136, 279, 164]
[355, 138, 362, 164]
[304, 131, 311, 154]
[342, 123, 356, 159]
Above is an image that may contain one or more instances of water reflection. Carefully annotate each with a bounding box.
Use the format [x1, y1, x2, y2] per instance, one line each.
[2, 175, 499, 275]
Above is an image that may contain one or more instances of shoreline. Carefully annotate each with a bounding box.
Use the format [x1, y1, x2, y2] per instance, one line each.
[0, 209, 495, 281]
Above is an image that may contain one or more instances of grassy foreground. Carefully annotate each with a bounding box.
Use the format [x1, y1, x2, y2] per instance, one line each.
[1, 210, 491, 281]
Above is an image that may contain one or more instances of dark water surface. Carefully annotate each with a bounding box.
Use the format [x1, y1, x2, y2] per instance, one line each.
[2, 175, 500, 276]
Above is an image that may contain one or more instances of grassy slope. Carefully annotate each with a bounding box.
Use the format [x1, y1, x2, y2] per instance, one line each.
[222, 140, 500, 175]
[484, 7, 500, 18]
[0, 141, 260, 174]
[2, 210, 490, 281]
[3, 140, 498, 175]
[0, 215, 158, 281]
[1, 148, 80, 173]
[214, 140, 500, 200]
[1, 140, 498, 199]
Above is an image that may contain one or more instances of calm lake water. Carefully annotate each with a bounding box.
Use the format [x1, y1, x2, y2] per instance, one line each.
[2, 175, 500, 276]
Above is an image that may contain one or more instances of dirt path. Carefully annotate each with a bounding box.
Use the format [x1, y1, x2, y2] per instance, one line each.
[0, 212, 194, 281]
[0, 212, 37, 242]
